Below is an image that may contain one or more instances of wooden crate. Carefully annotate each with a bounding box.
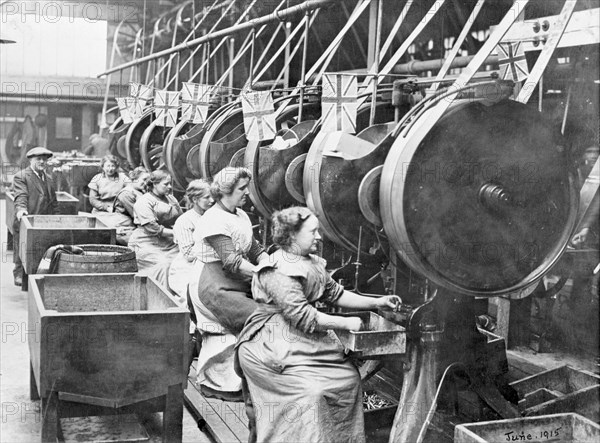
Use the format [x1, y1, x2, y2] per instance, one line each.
[28, 273, 189, 442]
[454, 413, 600, 443]
[5, 191, 80, 234]
[363, 373, 400, 438]
[19, 215, 116, 275]
[509, 366, 600, 422]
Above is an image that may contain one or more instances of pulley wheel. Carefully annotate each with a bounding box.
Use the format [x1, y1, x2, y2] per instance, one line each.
[164, 119, 197, 190]
[380, 99, 578, 296]
[139, 118, 172, 171]
[246, 118, 319, 218]
[312, 123, 394, 253]
[286, 153, 307, 204]
[124, 109, 153, 169]
[198, 105, 245, 180]
[358, 165, 383, 227]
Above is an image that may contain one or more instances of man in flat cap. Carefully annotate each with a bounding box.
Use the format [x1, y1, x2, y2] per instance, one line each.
[11, 147, 58, 287]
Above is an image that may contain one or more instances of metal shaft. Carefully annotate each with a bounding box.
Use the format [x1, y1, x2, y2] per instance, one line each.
[98, 0, 342, 77]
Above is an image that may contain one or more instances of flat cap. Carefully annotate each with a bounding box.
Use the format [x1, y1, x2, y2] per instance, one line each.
[26, 147, 54, 158]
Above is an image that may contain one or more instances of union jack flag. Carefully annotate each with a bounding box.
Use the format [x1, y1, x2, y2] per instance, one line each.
[321, 73, 358, 133]
[116, 97, 135, 124]
[181, 83, 211, 123]
[241, 91, 276, 141]
[154, 90, 180, 127]
[129, 82, 154, 118]
[496, 42, 529, 83]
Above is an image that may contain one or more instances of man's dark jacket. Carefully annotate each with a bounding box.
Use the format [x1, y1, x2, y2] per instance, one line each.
[12, 166, 57, 223]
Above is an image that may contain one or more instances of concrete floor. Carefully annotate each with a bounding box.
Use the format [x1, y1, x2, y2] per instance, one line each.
[0, 199, 213, 443]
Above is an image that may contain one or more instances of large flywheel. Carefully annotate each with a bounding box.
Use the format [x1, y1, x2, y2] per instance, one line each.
[380, 99, 579, 297]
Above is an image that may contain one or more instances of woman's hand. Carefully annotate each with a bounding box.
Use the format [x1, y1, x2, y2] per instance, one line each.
[375, 295, 402, 312]
[346, 316, 363, 331]
[571, 227, 590, 247]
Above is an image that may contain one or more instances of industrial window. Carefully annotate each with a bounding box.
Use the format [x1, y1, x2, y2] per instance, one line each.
[55, 117, 73, 139]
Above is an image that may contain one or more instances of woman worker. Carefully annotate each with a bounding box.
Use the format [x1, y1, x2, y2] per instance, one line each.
[236, 206, 402, 443]
[109, 166, 150, 245]
[128, 170, 183, 274]
[189, 167, 267, 401]
[87, 155, 129, 212]
[168, 179, 214, 299]
[168, 179, 214, 370]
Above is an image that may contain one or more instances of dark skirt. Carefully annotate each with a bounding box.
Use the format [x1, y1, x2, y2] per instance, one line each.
[197, 261, 258, 335]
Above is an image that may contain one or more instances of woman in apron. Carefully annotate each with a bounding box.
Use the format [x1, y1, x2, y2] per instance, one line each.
[88, 155, 129, 212]
[189, 167, 267, 401]
[169, 179, 214, 300]
[236, 206, 401, 442]
[128, 170, 183, 274]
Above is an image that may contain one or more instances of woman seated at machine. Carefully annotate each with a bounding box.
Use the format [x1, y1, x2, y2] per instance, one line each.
[236, 206, 401, 443]
[87, 155, 130, 212]
[168, 179, 214, 300]
[128, 170, 183, 274]
[189, 167, 267, 401]
[109, 166, 150, 245]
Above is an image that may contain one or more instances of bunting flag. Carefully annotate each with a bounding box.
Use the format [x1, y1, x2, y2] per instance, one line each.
[116, 97, 135, 124]
[321, 73, 358, 133]
[496, 41, 529, 83]
[181, 83, 211, 123]
[154, 90, 180, 127]
[129, 82, 154, 118]
[241, 90, 276, 141]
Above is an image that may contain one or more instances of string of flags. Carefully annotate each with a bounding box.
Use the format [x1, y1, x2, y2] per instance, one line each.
[117, 82, 216, 126]
[321, 73, 358, 134]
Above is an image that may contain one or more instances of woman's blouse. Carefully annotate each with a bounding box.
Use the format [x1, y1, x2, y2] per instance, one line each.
[133, 192, 182, 236]
[193, 204, 264, 272]
[239, 249, 344, 341]
[173, 208, 204, 260]
[88, 172, 129, 211]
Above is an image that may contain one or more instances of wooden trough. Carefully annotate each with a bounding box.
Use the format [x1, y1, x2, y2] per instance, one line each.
[454, 413, 600, 443]
[19, 215, 116, 289]
[510, 366, 600, 423]
[5, 190, 79, 236]
[28, 273, 189, 442]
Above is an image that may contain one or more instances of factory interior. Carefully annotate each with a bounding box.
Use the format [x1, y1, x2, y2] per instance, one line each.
[0, 0, 599, 442]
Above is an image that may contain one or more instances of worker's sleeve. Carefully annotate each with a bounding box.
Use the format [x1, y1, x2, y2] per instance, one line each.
[174, 216, 195, 259]
[88, 188, 108, 211]
[322, 274, 345, 304]
[205, 234, 243, 274]
[247, 238, 266, 264]
[256, 269, 322, 333]
[12, 173, 29, 213]
[117, 190, 137, 218]
[133, 198, 163, 236]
